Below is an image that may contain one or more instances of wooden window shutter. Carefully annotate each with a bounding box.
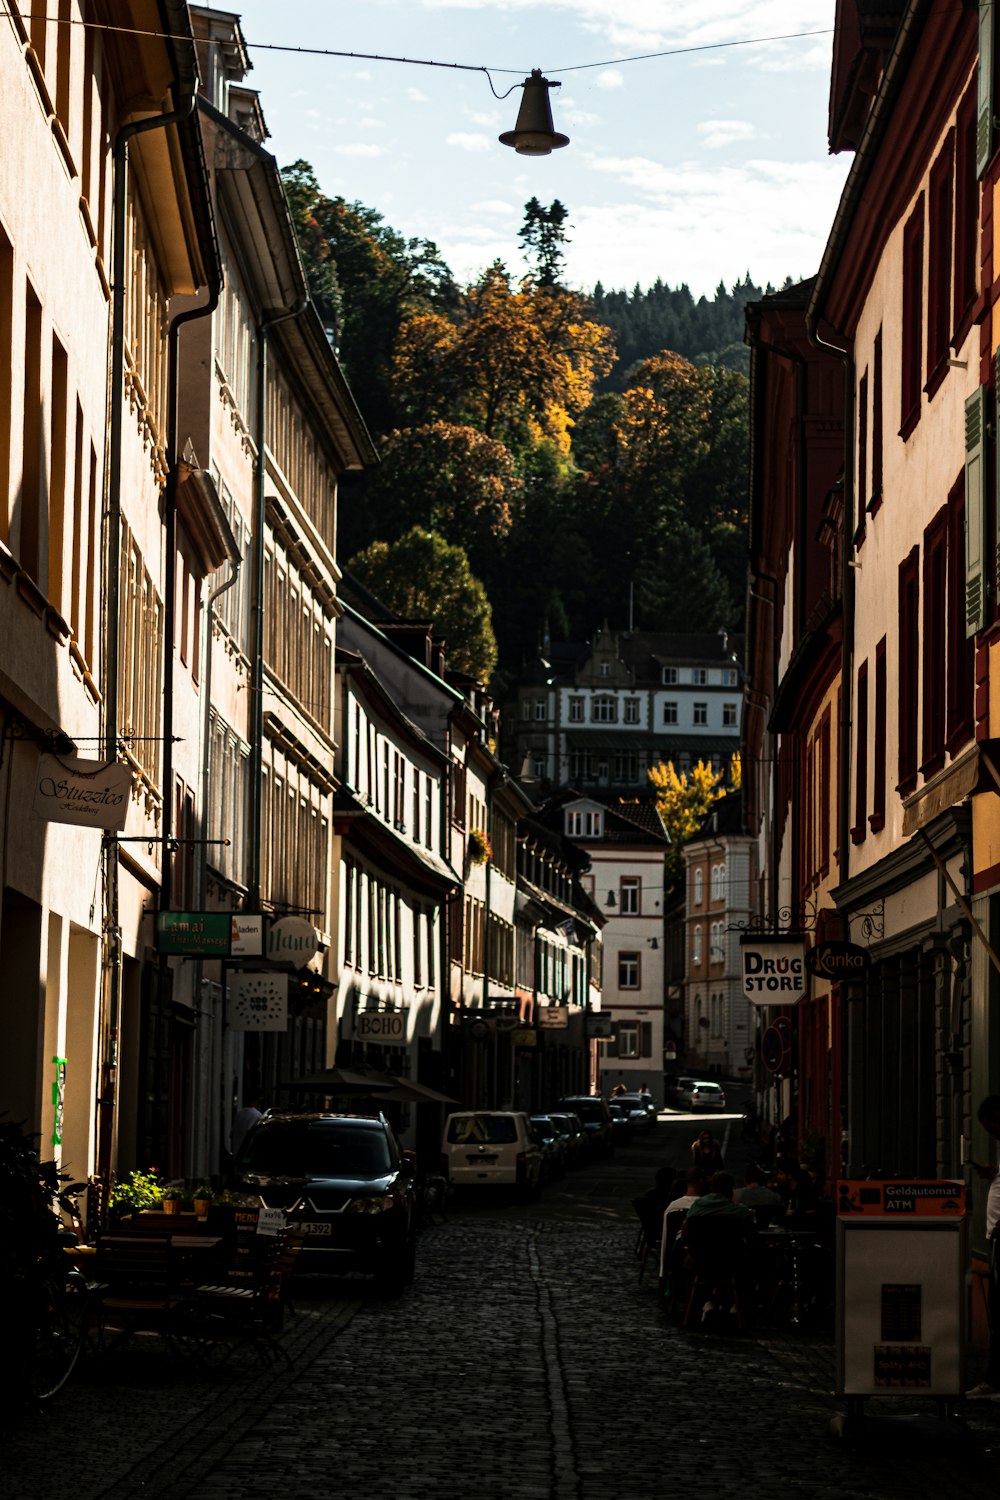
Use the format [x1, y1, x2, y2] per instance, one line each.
[965, 386, 986, 636]
[978, 0, 995, 178]
[641, 1021, 653, 1058]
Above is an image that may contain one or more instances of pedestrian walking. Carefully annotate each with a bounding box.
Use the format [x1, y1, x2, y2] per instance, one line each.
[691, 1128, 724, 1174]
[231, 1090, 265, 1160]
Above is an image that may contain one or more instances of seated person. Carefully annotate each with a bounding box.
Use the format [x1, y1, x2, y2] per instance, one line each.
[682, 1172, 756, 1318]
[736, 1164, 784, 1225]
[659, 1168, 706, 1283]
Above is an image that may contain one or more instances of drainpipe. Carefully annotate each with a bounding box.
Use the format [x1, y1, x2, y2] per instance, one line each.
[97, 87, 198, 1189]
[245, 298, 308, 911]
[161, 269, 223, 912]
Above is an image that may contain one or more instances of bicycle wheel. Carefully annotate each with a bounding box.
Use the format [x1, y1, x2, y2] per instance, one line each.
[32, 1276, 89, 1402]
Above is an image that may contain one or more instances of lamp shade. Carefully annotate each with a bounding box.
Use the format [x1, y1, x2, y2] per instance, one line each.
[499, 70, 569, 156]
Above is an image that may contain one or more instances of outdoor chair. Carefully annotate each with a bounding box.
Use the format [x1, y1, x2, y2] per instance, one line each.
[630, 1195, 664, 1283]
[681, 1215, 755, 1332]
[187, 1226, 304, 1368]
[93, 1235, 188, 1353]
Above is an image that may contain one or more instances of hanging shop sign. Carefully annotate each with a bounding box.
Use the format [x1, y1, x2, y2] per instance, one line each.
[33, 754, 132, 831]
[537, 1005, 569, 1029]
[158, 911, 233, 956]
[586, 1013, 615, 1039]
[267, 916, 320, 968]
[230, 914, 263, 956]
[228, 971, 289, 1031]
[805, 941, 870, 980]
[51, 1055, 66, 1146]
[740, 936, 806, 1006]
[352, 1011, 408, 1043]
[510, 1027, 537, 1047]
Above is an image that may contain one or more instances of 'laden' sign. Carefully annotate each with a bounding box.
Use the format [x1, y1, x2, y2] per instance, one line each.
[740, 937, 806, 1007]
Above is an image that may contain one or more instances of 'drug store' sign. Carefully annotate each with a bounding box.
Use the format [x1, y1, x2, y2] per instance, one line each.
[740, 937, 806, 1007]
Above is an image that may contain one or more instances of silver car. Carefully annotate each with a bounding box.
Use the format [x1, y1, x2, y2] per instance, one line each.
[678, 1080, 727, 1111]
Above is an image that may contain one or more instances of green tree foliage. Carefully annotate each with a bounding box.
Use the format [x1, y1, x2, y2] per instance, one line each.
[348, 528, 498, 683]
[518, 197, 571, 286]
[341, 422, 524, 570]
[593, 274, 765, 388]
[281, 160, 455, 433]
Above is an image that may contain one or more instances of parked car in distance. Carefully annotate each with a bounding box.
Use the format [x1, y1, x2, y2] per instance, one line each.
[616, 1093, 654, 1131]
[441, 1111, 544, 1195]
[557, 1095, 614, 1155]
[677, 1080, 728, 1111]
[231, 1111, 417, 1293]
[666, 1076, 696, 1107]
[529, 1114, 567, 1182]
[607, 1099, 635, 1145]
[548, 1112, 585, 1167]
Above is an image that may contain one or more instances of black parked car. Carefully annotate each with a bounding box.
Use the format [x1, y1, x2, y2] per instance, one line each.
[232, 1111, 417, 1293]
[548, 1111, 586, 1167]
[529, 1114, 567, 1182]
[607, 1099, 635, 1146]
[557, 1095, 614, 1155]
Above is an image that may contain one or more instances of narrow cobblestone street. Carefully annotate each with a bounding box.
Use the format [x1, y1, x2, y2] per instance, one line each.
[6, 1122, 1000, 1500]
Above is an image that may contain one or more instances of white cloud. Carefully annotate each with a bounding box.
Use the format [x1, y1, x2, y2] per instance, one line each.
[470, 199, 516, 214]
[332, 142, 389, 158]
[353, 69, 372, 81]
[595, 69, 624, 90]
[446, 131, 494, 152]
[470, 109, 502, 127]
[698, 118, 757, 149]
[561, 105, 599, 127]
[405, 87, 430, 103]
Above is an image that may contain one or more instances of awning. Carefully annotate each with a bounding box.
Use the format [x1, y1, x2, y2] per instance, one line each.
[900, 743, 1000, 835]
[277, 1067, 393, 1094]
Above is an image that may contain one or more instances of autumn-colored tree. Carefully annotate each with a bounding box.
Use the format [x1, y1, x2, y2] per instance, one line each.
[393, 262, 616, 461]
[342, 422, 524, 570]
[648, 755, 740, 894]
[348, 528, 498, 684]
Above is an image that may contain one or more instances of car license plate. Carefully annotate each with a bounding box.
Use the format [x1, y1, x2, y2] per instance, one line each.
[306, 1222, 332, 1237]
[467, 1154, 498, 1164]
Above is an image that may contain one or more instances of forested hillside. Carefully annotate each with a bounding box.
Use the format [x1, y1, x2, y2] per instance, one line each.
[283, 165, 763, 687]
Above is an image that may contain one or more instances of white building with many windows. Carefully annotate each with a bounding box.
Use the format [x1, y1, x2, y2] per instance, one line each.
[509, 625, 742, 796]
[683, 794, 755, 1079]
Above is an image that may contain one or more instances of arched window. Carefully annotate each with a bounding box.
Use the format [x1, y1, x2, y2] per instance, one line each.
[692, 924, 702, 964]
[693, 868, 703, 905]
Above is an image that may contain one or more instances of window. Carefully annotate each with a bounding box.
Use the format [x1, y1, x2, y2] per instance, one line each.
[926, 132, 955, 395]
[871, 329, 883, 513]
[568, 696, 584, 722]
[857, 368, 868, 523]
[691, 668, 707, 685]
[723, 667, 737, 686]
[871, 642, 886, 834]
[599, 661, 610, 677]
[946, 474, 973, 749]
[532, 755, 545, 779]
[534, 699, 546, 721]
[617, 1021, 640, 1059]
[711, 863, 725, 900]
[663, 701, 678, 725]
[521, 698, 531, 720]
[620, 877, 640, 915]
[592, 696, 617, 723]
[567, 808, 602, 838]
[955, 83, 978, 329]
[615, 752, 637, 783]
[723, 703, 737, 727]
[921, 510, 948, 776]
[692, 925, 703, 965]
[624, 697, 640, 723]
[898, 546, 920, 792]
[693, 702, 708, 726]
[425, 777, 434, 848]
[900, 196, 925, 440]
[618, 952, 639, 989]
[662, 666, 677, 685]
[693, 868, 703, 905]
[852, 658, 868, 844]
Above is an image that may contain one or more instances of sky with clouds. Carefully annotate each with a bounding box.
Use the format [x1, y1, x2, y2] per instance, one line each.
[217, 0, 850, 298]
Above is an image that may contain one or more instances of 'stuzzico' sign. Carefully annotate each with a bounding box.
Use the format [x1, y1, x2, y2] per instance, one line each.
[33, 754, 132, 831]
[740, 937, 806, 1006]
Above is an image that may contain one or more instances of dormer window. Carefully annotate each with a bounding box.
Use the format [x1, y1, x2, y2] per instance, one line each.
[599, 661, 610, 677]
[692, 668, 708, 685]
[662, 666, 678, 685]
[567, 808, 603, 838]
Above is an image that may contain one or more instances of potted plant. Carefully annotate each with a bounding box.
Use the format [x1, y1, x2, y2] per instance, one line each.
[192, 1186, 213, 1217]
[107, 1167, 163, 1223]
[161, 1186, 183, 1215]
[468, 828, 492, 866]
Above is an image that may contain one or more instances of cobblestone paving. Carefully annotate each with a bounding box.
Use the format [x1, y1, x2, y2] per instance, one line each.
[7, 1156, 1000, 1500]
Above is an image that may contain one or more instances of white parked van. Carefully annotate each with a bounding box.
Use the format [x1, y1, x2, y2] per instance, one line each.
[441, 1111, 544, 1192]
